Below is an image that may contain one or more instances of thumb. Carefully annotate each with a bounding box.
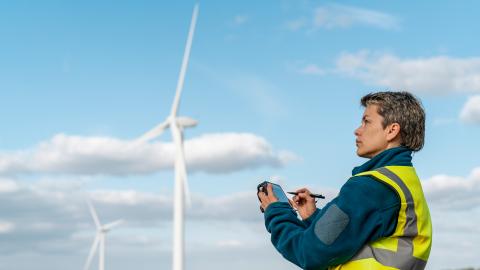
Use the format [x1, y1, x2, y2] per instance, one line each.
[289, 199, 298, 209]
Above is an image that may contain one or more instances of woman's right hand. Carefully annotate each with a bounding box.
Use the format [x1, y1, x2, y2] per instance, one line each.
[290, 187, 317, 220]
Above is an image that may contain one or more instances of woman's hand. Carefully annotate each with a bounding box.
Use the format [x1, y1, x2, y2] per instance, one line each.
[257, 183, 278, 212]
[290, 188, 317, 220]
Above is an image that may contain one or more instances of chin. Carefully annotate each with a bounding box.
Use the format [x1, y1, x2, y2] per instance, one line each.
[356, 149, 372, 158]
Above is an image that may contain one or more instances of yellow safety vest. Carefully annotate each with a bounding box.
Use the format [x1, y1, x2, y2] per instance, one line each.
[330, 166, 432, 270]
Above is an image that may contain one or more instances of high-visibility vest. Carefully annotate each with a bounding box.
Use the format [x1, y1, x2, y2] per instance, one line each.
[330, 166, 432, 270]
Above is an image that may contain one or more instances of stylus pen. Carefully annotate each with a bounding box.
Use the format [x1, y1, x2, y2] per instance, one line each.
[287, 191, 325, 199]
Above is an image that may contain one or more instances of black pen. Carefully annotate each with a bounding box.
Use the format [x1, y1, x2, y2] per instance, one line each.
[287, 191, 325, 199]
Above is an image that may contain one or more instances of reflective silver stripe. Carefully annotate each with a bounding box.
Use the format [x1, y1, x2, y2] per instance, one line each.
[376, 167, 417, 237]
[351, 239, 427, 269]
[348, 167, 426, 270]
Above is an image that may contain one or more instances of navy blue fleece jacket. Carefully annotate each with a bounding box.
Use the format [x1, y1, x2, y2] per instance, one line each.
[264, 147, 412, 269]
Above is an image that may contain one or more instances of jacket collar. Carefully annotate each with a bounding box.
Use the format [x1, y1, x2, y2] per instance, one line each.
[352, 147, 413, 176]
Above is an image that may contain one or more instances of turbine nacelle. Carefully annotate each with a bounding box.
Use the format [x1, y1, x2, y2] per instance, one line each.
[135, 115, 198, 145]
[99, 219, 124, 233]
[175, 116, 198, 129]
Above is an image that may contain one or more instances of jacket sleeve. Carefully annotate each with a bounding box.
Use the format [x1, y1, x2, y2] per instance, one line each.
[303, 208, 321, 227]
[264, 176, 400, 269]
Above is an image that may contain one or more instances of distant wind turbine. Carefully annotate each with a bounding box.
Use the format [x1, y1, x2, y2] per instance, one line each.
[84, 199, 124, 270]
[134, 4, 199, 270]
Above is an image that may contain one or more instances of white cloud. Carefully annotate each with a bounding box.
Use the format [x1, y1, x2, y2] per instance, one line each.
[460, 95, 480, 124]
[0, 177, 265, 256]
[335, 51, 480, 94]
[0, 176, 292, 270]
[92, 189, 263, 223]
[91, 190, 165, 206]
[0, 221, 14, 234]
[287, 4, 399, 32]
[2, 173, 480, 269]
[427, 207, 480, 270]
[0, 132, 297, 176]
[313, 4, 399, 30]
[420, 169, 480, 269]
[422, 167, 480, 210]
[0, 178, 19, 192]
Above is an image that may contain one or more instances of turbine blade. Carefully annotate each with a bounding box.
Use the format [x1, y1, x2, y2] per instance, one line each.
[136, 120, 170, 144]
[83, 233, 100, 270]
[170, 4, 199, 117]
[103, 219, 124, 231]
[171, 125, 192, 207]
[87, 199, 101, 229]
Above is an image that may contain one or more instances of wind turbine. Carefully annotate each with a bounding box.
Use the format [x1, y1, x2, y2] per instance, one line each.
[84, 199, 124, 270]
[135, 4, 199, 270]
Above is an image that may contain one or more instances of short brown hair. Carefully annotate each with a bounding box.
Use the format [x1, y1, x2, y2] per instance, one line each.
[361, 91, 425, 152]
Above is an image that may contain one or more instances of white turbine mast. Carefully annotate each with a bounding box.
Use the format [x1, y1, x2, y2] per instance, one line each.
[84, 199, 124, 270]
[135, 4, 199, 270]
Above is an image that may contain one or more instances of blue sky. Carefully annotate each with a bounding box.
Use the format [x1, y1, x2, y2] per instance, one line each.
[1, 1, 480, 270]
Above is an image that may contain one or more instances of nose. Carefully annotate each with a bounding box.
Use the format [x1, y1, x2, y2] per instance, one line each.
[354, 125, 361, 137]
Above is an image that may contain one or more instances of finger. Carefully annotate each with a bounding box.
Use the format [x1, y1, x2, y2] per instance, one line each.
[297, 193, 313, 201]
[289, 199, 298, 209]
[295, 188, 315, 201]
[292, 195, 298, 203]
[261, 201, 268, 210]
[267, 184, 276, 200]
[293, 194, 308, 204]
[293, 196, 303, 205]
[258, 190, 268, 202]
[258, 190, 272, 211]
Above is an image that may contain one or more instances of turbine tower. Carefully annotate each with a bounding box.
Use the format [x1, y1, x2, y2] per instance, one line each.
[84, 199, 124, 270]
[135, 4, 199, 270]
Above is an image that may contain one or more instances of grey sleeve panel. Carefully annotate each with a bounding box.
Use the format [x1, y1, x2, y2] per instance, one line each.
[314, 204, 350, 245]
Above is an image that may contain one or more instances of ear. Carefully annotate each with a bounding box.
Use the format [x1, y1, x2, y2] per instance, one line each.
[385, 123, 401, 142]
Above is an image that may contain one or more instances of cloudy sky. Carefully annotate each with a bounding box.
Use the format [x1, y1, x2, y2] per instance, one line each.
[1, 1, 480, 270]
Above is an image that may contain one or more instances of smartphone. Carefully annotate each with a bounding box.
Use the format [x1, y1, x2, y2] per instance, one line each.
[257, 181, 289, 203]
[270, 183, 290, 203]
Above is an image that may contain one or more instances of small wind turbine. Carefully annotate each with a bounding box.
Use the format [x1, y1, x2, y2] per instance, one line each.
[134, 4, 199, 270]
[84, 199, 124, 270]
